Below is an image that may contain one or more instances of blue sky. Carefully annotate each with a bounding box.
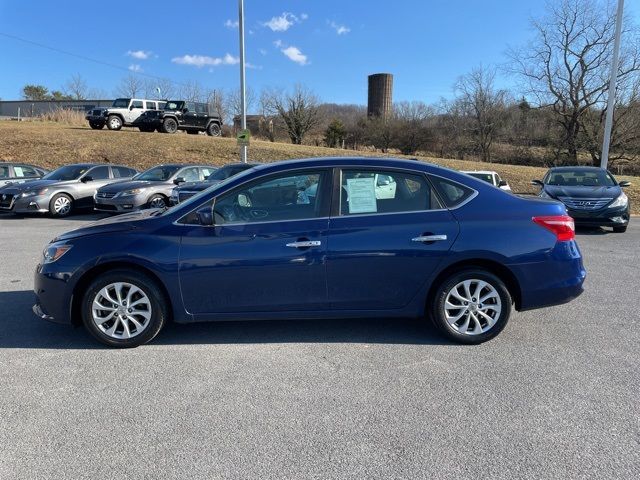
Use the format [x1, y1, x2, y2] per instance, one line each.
[1, 0, 639, 105]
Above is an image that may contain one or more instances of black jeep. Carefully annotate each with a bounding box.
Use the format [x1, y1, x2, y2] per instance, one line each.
[140, 100, 222, 136]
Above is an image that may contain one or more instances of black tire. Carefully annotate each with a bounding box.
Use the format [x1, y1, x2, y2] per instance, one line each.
[206, 122, 221, 137]
[89, 121, 104, 130]
[49, 193, 73, 217]
[107, 115, 123, 131]
[613, 225, 627, 233]
[147, 194, 167, 210]
[430, 268, 512, 344]
[81, 269, 168, 348]
[162, 117, 178, 134]
[186, 130, 199, 135]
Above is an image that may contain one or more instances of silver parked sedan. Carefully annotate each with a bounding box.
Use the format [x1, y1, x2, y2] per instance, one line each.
[0, 163, 137, 217]
[94, 164, 217, 212]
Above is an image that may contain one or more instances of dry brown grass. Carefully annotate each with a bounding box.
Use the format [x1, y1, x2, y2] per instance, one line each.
[1, 121, 638, 213]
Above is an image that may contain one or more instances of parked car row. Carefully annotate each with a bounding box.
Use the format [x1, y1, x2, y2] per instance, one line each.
[85, 98, 223, 136]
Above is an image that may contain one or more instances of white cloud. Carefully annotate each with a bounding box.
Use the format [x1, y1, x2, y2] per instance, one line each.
[171, 53, 239, 68]
[224, 19, 239, 28]
[262, 12, 307, 31]
[259, 48, 268, 56]
[128, 64, 143, 72]
[126, 50, 152, 60]
[281, 46, 308, 66]
[329, 21, 350, 35]
[273, 39, 284, 48]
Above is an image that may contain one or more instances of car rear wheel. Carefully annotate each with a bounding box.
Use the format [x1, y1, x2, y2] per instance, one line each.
[107, 115, 123, 130]
[430, 269, 512, 344]
[147, 194, 167, 209]
[81, 270, 167, 348]
[49, 193, 73, 217]
[613, 225, 627, 233]
[162, 118, 178, 134]
[206, 122, 221, 137]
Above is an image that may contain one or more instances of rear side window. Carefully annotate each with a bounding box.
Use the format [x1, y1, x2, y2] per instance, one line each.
[429, 175, 476, 208]
[201, 167, 215, 179]
[339, 169, 441, 216]
[112, 167, 135, 178]
[89, 166, 110, 180]
[179, 167, 201, 182]
[145, 101, 156, 109]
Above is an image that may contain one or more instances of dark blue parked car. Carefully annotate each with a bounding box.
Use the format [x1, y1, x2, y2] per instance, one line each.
[33, 158, 586, 347]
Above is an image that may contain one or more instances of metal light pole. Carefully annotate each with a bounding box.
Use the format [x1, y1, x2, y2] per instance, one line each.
[238, 0, 248, 163]
[601, 0, 625, 170]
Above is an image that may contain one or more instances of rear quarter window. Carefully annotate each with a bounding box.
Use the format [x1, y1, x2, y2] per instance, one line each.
[429, 175, 476, 208]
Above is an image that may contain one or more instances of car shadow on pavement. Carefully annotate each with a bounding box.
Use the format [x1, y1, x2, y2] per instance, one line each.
[575, 226, 609, 236]
[0, 290, 448, 349]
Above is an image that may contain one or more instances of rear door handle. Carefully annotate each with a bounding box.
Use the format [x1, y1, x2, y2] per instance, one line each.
[412, 235, 447, 242]
[286, 240, 322, 248]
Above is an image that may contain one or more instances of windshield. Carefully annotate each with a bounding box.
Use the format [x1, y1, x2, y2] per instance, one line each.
[467, 173, 494, 184]
[135, 166, 181, 182]
[42, 165, 90, 181]
[545, 169, 616, 187]
[163, 101, 182, 111]
[112, 98, 130, 108]
[207, 165, 252, 182]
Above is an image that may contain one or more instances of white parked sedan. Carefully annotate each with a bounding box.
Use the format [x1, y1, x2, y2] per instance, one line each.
[462, 171, 511, 191]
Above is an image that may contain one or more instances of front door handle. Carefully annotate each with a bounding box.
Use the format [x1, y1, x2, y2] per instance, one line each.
[286, 240, 322, 248]
[412, 235, 447, 242]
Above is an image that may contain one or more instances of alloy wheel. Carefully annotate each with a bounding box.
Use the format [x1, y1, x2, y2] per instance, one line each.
[149, 197, 166, 209]
[443, 279, 502, 335]
[91, 282, 152, 340]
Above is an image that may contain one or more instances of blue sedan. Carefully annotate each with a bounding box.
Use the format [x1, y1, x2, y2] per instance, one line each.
[33, 157, 586, 347]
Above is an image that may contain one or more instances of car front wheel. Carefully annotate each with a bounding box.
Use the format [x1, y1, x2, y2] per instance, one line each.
[107, 115, 123, 130]
[49, 193, 73, 217]
[81, 270, 168, 348]
[431, 269, 512, 344]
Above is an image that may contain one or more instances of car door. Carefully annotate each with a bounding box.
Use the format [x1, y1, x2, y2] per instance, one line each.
[75, 166, 112, 207]
[178, 168, 331, 317]
[127, 100, 144, 123]
[326, 168, 460, 310]
[182, 102, 198, 127]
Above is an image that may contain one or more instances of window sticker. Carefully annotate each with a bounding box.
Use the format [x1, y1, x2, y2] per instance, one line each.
[346, 177, 377, 214]
[14, 167, 24, 177]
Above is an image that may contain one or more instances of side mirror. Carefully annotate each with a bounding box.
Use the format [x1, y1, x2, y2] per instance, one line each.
[531, 179, 543, 187]
[81, 175, 93, 183]
[173, 177, 185, 185]
[196, 206, 213, 226]
[129, 105, 134, 110]
[618, 180, 631, 187]
[498, 180, 508, 187]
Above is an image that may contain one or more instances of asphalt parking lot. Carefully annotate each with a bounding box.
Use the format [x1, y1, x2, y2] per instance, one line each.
[0, 212, 638, 479]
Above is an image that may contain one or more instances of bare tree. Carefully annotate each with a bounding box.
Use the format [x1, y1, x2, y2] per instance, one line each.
[226, 86, 257, 120]
[262, 85, 321, 144]
[509, 0, 640, 165]
[115, 74, 145, 98]
[64, 73, 88, 100]
[178, 80, 204, 103]
[455, 66, 507, 162]
[392, 101, 433, 155]
[144, 78, 176, 99]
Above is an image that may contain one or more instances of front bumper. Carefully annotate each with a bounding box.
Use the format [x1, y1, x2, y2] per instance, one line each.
[94, 194, 147, 212]
[85, 115, 106, 123]
[11, 194, 51, 214]
[33, 263, 73, 325]
[566, 205, 630, 227]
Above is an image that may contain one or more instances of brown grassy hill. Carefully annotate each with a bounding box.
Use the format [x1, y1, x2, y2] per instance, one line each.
[1, 121, 638, 213]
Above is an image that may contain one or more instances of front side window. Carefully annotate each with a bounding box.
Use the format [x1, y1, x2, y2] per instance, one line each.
[340, 169, 441, 215]
[88, 166, 110, 180]
[131, 100, 144, 109]
[213, 170, 327, 224]
[13, 166, 37, 178]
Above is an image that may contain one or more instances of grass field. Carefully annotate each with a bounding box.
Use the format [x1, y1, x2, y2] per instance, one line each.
[1, 121, 638, 214]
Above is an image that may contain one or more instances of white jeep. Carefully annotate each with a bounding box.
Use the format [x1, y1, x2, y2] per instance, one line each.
[103, 98, 166, 131]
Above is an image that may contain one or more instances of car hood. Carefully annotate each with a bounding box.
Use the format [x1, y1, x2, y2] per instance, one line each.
[544, 184, 622, 199]
[0, 178, 74, 194]
[98, 180, 168, 193]
[54, 210, 160, 242]
[177, 179, 221, 192]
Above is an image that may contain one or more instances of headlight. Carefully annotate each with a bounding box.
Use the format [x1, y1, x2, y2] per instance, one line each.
[42, 244, 72, 264]
[117, 188, 146, 197]
[539, 190, 551, 199]
[609, 192, 628, 208]
[22, 188, 49, 197]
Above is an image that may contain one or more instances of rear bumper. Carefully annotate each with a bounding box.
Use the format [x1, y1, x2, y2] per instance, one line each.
[511, 240, 586, 311]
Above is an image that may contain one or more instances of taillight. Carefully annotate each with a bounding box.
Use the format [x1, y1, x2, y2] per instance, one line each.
[532, 215, 575, 241]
